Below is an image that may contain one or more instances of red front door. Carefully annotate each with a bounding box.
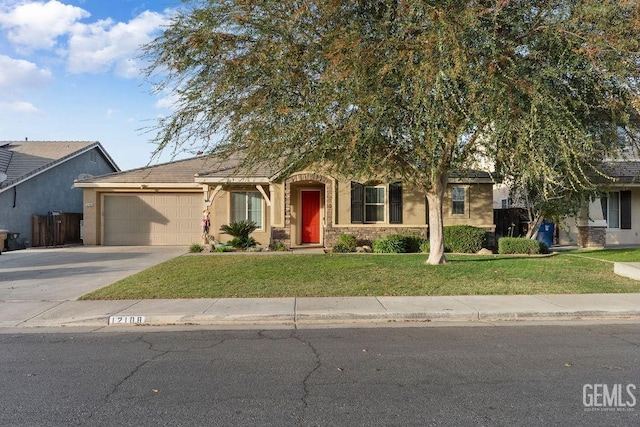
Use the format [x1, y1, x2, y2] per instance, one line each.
[301, 190, 321, 243]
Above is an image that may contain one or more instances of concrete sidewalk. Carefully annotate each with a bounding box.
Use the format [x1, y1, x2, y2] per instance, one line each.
[2, 293, 640, 329]
[1, 246, 639, 330]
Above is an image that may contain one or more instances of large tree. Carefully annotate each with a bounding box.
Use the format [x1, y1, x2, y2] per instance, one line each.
[144, 0, 640, 264]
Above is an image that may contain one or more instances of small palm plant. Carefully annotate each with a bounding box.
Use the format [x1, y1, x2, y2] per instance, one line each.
[220, 220, 258, 249]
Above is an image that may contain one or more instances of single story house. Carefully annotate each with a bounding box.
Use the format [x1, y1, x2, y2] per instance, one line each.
[559, 161, 640, 247]
[75, 153, 496, 248]
[0, 140, 119, 248]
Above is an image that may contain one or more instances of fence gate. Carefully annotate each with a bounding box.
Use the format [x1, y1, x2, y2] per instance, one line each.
[31, 212, 83, 247]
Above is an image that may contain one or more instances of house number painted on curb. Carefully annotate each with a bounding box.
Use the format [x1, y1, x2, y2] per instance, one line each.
[109, 315, 145, 324]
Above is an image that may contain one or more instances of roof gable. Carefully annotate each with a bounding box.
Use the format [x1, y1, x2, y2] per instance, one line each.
[0, 141, 119, 192]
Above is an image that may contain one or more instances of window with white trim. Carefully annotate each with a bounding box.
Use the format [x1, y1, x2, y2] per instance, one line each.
[365, 186, 385, 222]
[601, 192, 620, 229]
[451, 187, 466, 215]
[231, 191, 263, 228]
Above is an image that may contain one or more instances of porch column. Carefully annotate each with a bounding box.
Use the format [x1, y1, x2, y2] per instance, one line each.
[577, 198, 607, 248]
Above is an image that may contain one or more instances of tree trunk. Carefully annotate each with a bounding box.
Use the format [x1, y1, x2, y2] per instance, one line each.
[525, 210, 544, 239]
[425, 173, 448, 265]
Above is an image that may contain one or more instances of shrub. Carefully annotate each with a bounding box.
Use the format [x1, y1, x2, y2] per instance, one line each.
[498, 237, 549, 255]
[189, 243, 204, 253]
[420, 240, 430, 253]
[271, 241, 289, 251]
[373, 233, 426, 254]
[332, 242, 352, 253]
[220, 220, 258, 249]
[337, 234, 358, 252]
[373, 234, 407, 253]
[402, 234, 426, 253]
[443, 225, 487, 253]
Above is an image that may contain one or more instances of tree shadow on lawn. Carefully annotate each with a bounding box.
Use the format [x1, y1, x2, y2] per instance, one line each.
[443, 254, 558, 263]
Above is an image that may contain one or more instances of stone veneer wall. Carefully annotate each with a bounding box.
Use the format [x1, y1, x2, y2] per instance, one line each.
[324, 227, 427, 247]
[270, 172, 334, 248]
[577, 226, 606, 248]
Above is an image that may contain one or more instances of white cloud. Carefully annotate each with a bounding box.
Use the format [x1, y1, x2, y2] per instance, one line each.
[67, 10, 168, 78]
[155, 91, 180, 110]
[0, 0, 89, 50]
[106, 108, 119, 118]
[0, 55, 50, 114]
[0, 101, 42, 114]
[0, 55, 52, 90]
[0, 2, 171, 78]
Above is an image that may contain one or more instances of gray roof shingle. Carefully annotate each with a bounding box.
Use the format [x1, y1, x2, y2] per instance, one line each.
[0, 141, 119, 191]
[602, 161, 640, 184]
[78, 152, 278, 185]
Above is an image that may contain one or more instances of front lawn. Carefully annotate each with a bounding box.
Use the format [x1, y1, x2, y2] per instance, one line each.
[79, 249, 640, 300]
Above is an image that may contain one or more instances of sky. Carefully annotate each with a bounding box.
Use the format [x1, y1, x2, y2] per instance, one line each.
[0, 0, 195, 171]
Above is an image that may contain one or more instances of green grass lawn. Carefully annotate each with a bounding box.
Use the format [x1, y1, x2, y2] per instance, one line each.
[80, 249, 640, 300]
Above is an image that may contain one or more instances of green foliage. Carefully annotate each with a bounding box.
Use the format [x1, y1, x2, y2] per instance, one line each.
[189, 243, 203, 253]
[498, 238, 549, 255]
[443, 226, 487, 253]
[332, 242, 352, 253]
[373, 235, 407, 254]
[144, 1, 640, 264]
[337, 234, 358, 252]
[373, 234, 426, 254]
[271, 241, 289, 252]
[220, 220, 258, 249]
[420, 241, 431, 254]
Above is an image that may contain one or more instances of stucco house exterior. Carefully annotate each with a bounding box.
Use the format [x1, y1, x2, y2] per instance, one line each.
[76, 153, 495, 248]
[0, 141, 119, 247]
[558, 161, 640, 247]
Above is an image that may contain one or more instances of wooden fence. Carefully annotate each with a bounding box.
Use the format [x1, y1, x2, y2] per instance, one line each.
[31, 212, 83, 247]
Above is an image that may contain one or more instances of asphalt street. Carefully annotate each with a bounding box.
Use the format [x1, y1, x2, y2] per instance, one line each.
[1, 324, 639, 426]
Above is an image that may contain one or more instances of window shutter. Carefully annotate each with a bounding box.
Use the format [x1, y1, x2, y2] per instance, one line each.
[389, 183, 403, 224]
[351, 182, 363, 223]
[621, 190, 632, 229]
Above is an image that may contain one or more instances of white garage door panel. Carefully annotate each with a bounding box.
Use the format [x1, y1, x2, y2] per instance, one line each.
[104, 194, 202, 245]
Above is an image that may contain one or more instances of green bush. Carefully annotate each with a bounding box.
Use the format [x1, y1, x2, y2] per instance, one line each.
[332, 242, 352, 253]
[373, 233, 426, 254]
[337, 234, 358, 252]
[420, 240, 430, 253]
[402, 234, 426, 253]
[220, 220, 258, 249]
[443, 225, 487, 253]
[373, 234, 406, 253]
[189, 243, 204, 253]
[271, 241, 289, 251]
[498, 237, 549, 255]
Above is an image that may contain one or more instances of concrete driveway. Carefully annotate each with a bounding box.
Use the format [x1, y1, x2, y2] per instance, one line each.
[0, 246, 187, 302]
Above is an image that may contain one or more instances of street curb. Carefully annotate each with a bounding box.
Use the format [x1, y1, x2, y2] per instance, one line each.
[33, 310, 640, 328]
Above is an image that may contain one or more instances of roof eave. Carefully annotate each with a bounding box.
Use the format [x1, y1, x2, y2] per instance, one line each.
[194, 176, 271, 184]
[74, 182, 203, 189]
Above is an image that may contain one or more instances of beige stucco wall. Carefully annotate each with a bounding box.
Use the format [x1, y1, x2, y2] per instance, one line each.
[207, 185, 272, 246]
[559, 187, 640, 246]
[270, 183, 284, 226]
[334, 179, 494, 229]
[81, 188, 100, 245]
[444, 183, 495, 229]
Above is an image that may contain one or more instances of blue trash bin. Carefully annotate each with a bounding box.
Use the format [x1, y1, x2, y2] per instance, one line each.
[536, 222, 554, 248]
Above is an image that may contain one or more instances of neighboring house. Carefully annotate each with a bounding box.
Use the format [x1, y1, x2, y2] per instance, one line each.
[75, 153, 496, 248]
[558, 161, 640, 247]
[0, 141, 119, 247]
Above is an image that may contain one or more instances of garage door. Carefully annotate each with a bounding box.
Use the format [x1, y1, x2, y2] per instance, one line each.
[103, 194, 202, 245]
